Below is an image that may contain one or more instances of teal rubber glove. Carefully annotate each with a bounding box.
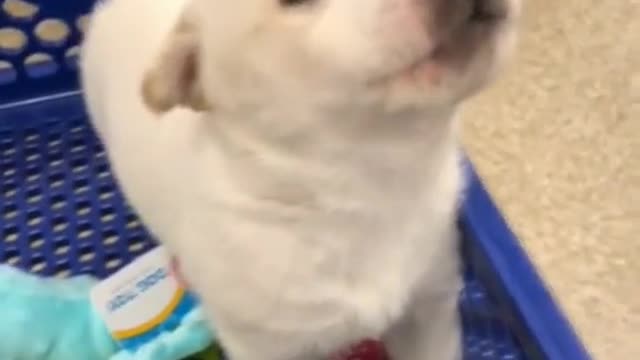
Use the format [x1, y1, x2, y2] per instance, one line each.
[0, 265, 214, 360]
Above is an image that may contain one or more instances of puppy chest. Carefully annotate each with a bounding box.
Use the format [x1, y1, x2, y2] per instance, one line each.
[179, 209, 440, 336]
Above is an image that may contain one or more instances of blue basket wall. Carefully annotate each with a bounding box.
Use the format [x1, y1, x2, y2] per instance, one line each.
[0, 1, 590, 359]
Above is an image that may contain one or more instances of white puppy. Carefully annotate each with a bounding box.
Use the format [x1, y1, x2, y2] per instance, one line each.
[80, 0, 519, 359]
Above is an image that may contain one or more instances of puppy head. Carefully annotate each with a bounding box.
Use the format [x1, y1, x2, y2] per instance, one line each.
[142, 0, 520, 115]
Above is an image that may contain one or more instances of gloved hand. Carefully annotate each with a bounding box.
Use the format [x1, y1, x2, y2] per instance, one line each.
[0, 265, 216, 360]
[0, 265, 117, 359]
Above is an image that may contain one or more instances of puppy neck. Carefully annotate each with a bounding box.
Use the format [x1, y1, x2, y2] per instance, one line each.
[200, 100, 460, 167]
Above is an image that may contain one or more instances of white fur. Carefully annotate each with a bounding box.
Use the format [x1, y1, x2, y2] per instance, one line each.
[80, 0, 519, 359]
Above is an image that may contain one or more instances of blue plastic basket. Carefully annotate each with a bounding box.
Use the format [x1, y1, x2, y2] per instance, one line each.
[0, 1, 591, 359]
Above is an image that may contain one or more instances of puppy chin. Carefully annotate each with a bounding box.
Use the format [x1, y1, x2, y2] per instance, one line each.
[379, 65, 489, 113]
[382, 30, 517, 112]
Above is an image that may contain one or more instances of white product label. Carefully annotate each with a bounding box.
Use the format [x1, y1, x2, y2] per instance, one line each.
[91, 246, 196, 351]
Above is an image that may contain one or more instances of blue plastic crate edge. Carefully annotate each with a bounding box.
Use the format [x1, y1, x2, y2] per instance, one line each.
[460, 165, 592, 360]
[0, 90, 85, 126]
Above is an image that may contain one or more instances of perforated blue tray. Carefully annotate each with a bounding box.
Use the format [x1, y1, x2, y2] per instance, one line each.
[0, 1, 590, 359]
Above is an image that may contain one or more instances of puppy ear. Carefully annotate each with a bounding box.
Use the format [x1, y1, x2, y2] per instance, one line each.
[141, 18, 212, 114]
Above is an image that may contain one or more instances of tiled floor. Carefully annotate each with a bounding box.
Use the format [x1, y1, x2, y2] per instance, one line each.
[461, 0, 639, 358]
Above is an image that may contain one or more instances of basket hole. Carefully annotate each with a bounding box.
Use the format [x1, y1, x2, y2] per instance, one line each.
[70, 137, 87, 153]
[3, 248, 20, 265]
[99, 184, 115, 200]
[2, 204, 18, 220]
[2, 183, 17, 197]
[76, 200, 91, 216]
[2, 0, 39, 20]
[7, 256, 20, 265]
[49, 172, 65, 189]
[76, 14, 89, 33]
[34, 18, 70, 47]
[70, 123, 85, 133]
[28, 232, 44, 249]
[55, 244, 69, 256]
[0, 137, 14, 148]
[50, 193, 67, 210]
[26, 172, 40, 182]
[105, 254, 122, 270]
[25, 153, 40, 162]
[2, 225, 19, 242]
[97, 163, 110, 178]
[2, 160, 16, 173]
[71, 157, 89, 173]
[27, 183, 42, 194]
[53, 236, 70, 247]
[47, 132, 63, 146]
[73, 177, 89, 187]
[47, 150, 63, 162]
[52, 216, 68, 233]
[72, 178, 90, 194]
[77, 222, 94, 239]
[2, 144, 16, 156]
[128, 235, 147, 253]
[25, 147, 40, 161]
[24, 53, 59, 78]
[26, 171, 41, 187]
[48, 131, 62, 139]
[49, 173, 64, 182]
[100, 207, 116, 223]
[24, 150, 42, 163]
[0, 60, 16, 85]
[26, 209, 43, 226]
[25, 163, 41, 176]
[27, 179, 42, 194]
[52, 238, 70, 255]
[79, 244, 95, 263]
[79, 252, 95, 263]
[2, 166, 16, 177]
[48, 139, 63, 149]
[127, 218, 141, 230]
[0, 27, 27, 54]
[49, 159, 64, 171]
[25, 142, 40, 152]
[26, 187, 43, 204]
[24, 128, 39, 142]
[71, 154, 89, 167]
[54, 263, 70, 278]
[29, 257, 46, 273]
[102, 230, 119, 245]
